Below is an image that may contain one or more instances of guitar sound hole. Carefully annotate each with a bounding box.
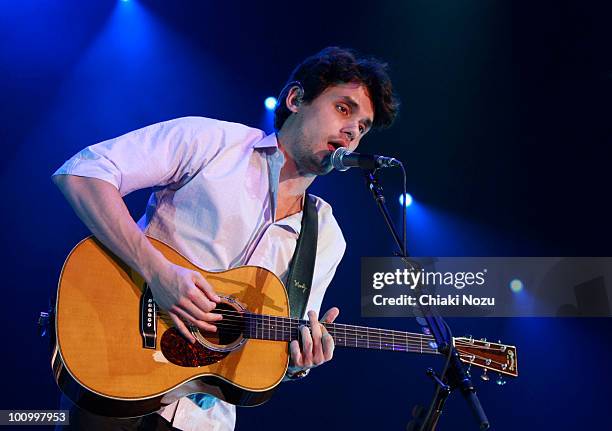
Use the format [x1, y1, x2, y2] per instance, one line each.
[197, 302, 243, 347]
[160, 301, 245, 367]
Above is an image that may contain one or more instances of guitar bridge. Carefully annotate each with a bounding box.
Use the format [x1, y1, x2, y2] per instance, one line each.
[140, 286, 157, 349]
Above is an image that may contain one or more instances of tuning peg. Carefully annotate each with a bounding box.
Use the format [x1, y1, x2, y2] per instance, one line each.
[480, 369, 490, 382]
[496, 373, 507, 386]
[422, 327, 431, 335]
[480, 337, 491, 348]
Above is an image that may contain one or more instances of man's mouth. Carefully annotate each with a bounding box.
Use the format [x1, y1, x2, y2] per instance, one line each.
[327, 141, 345, 153]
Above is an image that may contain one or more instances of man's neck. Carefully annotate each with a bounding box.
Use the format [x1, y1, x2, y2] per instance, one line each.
[274, 149, 310, 221]
[276, 134, 315, 198]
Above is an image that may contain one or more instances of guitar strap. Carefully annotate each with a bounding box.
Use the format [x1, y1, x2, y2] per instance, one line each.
[286, 193, 318, 319]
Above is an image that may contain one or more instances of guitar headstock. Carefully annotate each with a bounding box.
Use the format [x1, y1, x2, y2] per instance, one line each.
[453, 336, 518, 380]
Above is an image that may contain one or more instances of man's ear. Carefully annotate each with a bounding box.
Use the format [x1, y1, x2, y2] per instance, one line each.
[285, 85, 304, 113]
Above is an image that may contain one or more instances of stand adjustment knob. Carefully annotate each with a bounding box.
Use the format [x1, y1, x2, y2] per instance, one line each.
[480, 369, 490, 382]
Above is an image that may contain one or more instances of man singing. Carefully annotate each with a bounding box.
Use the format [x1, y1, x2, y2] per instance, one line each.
[53, 46, 399, 430]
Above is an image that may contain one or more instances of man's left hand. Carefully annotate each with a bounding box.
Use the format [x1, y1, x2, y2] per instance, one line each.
[286, 307, 339, 378]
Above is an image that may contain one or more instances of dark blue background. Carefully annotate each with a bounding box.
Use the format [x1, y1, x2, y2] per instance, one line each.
[1, 1, 610, 429]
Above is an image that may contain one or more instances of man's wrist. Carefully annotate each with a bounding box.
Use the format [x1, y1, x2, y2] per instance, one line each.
[141, 248, 172, 284]
[284, 368, 310, 381]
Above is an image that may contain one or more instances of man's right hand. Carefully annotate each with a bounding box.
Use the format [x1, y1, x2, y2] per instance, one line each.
[147, 262, 223, 343]
[52, 176, 223, 344]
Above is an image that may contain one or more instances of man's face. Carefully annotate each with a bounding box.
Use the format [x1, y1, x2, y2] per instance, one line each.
[284, 82, 375, 176]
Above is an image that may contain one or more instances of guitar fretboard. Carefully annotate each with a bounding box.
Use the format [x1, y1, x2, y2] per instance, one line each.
[242, 313, 439, 355]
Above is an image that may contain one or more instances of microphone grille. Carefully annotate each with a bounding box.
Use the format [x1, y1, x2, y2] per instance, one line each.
[331, 147, 351, 171]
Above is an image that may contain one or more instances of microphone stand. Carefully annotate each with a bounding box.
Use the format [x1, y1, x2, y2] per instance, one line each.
[363, 169, 490, 431]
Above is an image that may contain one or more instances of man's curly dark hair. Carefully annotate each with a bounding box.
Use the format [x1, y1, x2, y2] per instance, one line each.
[274, 47, 400, 131]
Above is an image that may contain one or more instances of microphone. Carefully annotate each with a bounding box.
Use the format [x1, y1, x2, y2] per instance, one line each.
[330, 147, 401, 171]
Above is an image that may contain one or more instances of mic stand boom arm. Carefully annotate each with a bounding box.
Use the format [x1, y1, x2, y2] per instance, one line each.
[363, 170, 490, 431]
[364, 170, 405, 254]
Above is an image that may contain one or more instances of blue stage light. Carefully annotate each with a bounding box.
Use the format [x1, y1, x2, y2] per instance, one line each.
[399, 193, 413, 207]
[264, 97, 277, 111]
[509, 278, 524, 293]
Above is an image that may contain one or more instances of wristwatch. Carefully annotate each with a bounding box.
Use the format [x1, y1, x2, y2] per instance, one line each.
[285, 368, 310, 380]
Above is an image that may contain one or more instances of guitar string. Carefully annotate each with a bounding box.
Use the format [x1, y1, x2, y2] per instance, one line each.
[155, 319, 511, 368]
[177, 322, 439, 352]
[157, 323, 509, 370]
[160, 308, 513, 351]
[157, 310, 436, 344]
[159, 308, 436, 341]
[184, 324, 504, 359]
[157, 313, 503, 355]
[159, 316, 509, 369]
[157, 309, 510, 352]
[157, 315, 440, 353]
[157, 309, 432, 339]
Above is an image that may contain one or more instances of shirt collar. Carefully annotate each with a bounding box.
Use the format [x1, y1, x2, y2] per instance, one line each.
[253, 132, 279, 149]
[254, 132, 303, 234]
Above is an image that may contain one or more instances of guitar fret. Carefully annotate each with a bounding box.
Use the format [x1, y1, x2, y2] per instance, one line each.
[329, 324, 337, 346]
[382, 330, 389, 350]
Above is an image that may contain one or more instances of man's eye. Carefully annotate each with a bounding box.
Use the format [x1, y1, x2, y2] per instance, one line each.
[336, 105, 348, 114]
[359, 125, 365, 134]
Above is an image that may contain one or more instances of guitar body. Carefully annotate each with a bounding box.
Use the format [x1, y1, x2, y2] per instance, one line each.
[52, 236, 290, 418]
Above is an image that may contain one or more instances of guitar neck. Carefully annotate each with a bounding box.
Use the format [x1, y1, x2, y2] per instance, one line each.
[244, 313, 440, 355]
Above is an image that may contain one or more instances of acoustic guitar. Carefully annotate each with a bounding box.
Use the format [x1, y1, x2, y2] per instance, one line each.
[52, 237, 518, 418]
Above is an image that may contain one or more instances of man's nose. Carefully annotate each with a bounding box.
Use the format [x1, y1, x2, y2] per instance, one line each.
[343, 130, 354, 142]
[342, 124, 359, 143]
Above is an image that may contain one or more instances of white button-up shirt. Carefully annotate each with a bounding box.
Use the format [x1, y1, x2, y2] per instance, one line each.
[53, 116, 346, 431]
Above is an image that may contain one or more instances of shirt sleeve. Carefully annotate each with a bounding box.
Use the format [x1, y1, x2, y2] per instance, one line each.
[52, 117, 226, 196]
